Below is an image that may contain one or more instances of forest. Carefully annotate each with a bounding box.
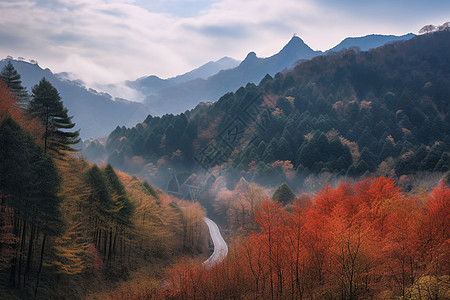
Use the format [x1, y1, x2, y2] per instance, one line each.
[0, 66, 208, 299]
[1, 30, 449, 300]
[161, 177, 450, 299]
[83, 31, 450, 191]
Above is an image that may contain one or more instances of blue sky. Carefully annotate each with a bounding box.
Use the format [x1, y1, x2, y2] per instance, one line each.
[0, 0, 449, 100]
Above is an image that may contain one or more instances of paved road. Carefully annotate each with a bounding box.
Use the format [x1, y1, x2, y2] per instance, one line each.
[203, 217, 228, 267]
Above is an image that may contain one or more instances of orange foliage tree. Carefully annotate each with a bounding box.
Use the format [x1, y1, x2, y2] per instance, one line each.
[0, 81, 42, 139]
[162, 177, 450, 299]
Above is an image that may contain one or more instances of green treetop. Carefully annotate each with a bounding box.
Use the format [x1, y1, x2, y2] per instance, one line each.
[28, 77, 80, 157]
[272, 182, 295, 205]
[0, 60, 29, 104]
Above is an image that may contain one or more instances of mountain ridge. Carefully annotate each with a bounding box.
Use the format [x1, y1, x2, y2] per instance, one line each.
[1, 32, 417, 136]
[84, 31, 450, 189]
[125, 56, 240, 96]
[0, 59, 149, 139]
[328, 33, 415, 52]
[141, 33, 414, 115]
[143, 35, 323, 115]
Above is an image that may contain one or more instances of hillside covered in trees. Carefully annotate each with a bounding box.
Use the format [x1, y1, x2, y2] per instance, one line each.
[0, 72, 208, 299]
[162, 177, 450, 299]
[84, 30, 450, 190]
[1, 28, 449, 300]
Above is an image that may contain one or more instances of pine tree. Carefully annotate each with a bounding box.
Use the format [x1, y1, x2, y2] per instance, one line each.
[28, 78, 80, 157]
[0, 117, 62, 290]
[0, 61, 29, 104]
[272, 182, 295, 205]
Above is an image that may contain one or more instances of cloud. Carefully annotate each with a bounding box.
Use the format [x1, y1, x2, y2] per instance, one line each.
[0, 0, 448, 102]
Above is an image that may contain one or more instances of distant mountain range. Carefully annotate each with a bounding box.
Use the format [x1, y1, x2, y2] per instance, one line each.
[136, 33, 415, 115]
[328, 33, 415, 52]
[126, 56, 240, 96]
[1, 32, 415, 138]
[0, 59, 149, 139]
[88, 31, 450, 189]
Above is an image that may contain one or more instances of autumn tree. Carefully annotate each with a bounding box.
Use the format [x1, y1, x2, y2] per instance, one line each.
[220, 180, 269, 233]
[84, 165, 115, 259]
[102, 164, 134, 261]
[0, 81, 42, 138]
[418, 183, 450, 276]
[255, 201, 288, 299]
[153, 177, 450, 299]
[179, 201, 206, 253]
[52, 157, 100, 276]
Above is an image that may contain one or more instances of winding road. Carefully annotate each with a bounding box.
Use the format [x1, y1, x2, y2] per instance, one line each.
[160, 217, 228, 289]
[203, 217, 228, 267]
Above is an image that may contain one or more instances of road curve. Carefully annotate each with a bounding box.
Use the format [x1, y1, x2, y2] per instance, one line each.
[203, 217, 228, 267]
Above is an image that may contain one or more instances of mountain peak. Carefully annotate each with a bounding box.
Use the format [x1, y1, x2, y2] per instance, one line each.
[287, 35, 306, 45]
[275, 35, 319, 62]
[239, 51, 259, 67]
[281, 35, 309, 51]
[245, 51, 257, 60]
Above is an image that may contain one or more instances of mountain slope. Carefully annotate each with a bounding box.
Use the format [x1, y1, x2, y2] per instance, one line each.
[328, 33, 415, 52]
[142, 34, 416, 116]
[171, 56, 240, 83]
[144, 36, 321, 115]
[88, 31, 450, 189]
[0, 59, 149, 139]
[125, 56, 240, 96]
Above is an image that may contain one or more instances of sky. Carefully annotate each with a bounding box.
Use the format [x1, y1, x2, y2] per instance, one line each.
[0, 0, 449, 100]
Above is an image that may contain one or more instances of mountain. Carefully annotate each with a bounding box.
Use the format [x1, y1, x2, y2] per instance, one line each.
[143, 36, 322, 115]
[125, 56, 240, 96]
[141, 34, 416, 116]
[86, 31, 450, 189]
[125, 75, 172, 96]
[170, 56, 240, 83]
[0, 59, 149, 139]
[328, 33, 415, 52]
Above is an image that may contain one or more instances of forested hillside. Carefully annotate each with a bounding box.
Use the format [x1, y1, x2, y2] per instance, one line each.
[2, 28, 449, 300]
[86, 31, 450, 189]
[136, 34, 413, 116]
[0, 76, 207, 299]
[163, 177, 450, 299]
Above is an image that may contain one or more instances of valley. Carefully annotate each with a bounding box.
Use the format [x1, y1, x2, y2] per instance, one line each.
[0, 15, 449, 300]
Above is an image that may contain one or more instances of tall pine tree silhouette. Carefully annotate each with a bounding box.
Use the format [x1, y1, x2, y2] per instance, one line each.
[28, 78, 80, 157]
[0, 60, 29, 105]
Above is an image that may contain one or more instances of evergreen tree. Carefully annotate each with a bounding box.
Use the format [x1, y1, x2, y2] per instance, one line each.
[272, 182, 295, 205]
[0, 61, 29, 104]
[28, 78, 80, 157]
[103, 164, 126, 196]
[276, 137, 293, 161]
[434, 152, 450, 172]
[85, 165, 114, 215]
[0, 117, 62, 290]
[359, 147, 378, 171]
[103, 164, 135, 225]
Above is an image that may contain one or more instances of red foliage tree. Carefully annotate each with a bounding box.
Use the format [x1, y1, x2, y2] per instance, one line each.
[159, 177, 449, 299]
[0, 81, 43, 141]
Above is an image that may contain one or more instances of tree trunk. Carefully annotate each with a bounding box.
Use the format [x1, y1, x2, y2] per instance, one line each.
[103, 229, 108, 261]
[18, 219, 27, 288]
[108, 227, 113, 261]
[34, 233, 46, 297]
[9, 212, 20, 288]
[112, 227, 118, 260]
[24, 221, 35, 287]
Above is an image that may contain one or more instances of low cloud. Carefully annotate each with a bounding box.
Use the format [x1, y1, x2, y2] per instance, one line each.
[0, 0, 448, 101]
